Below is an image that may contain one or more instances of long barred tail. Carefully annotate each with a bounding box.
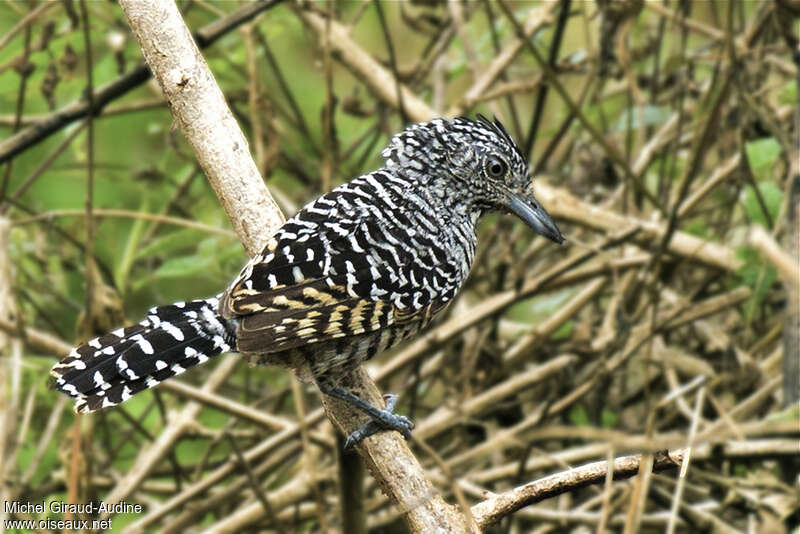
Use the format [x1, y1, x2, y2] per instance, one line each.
[51, 296, 237, 413]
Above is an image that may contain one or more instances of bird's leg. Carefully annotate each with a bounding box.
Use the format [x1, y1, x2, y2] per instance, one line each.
[342, 394, 407, 449]
[317, 381, 414, 448]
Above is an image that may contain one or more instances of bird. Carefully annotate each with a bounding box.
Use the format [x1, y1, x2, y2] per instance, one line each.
[51, 115, 564, 446]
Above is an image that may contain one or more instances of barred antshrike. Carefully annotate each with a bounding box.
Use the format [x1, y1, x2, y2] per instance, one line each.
[52, 116, 564, 446]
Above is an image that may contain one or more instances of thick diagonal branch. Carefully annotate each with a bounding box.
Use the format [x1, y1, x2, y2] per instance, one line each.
[116, 1, 469, 532]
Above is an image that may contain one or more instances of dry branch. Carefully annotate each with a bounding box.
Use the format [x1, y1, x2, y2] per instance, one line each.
[471, 450, 685, 528]
[0, 218, 23, 527]
[115, 1, 470, 532]
[748, 226, 799, 285]
[535, 182, 742, 272]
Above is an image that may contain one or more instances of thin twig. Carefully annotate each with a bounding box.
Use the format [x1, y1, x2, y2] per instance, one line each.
[0, 0, 284, 165]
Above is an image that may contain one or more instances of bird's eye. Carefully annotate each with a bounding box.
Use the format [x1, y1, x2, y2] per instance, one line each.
[486, 156, 508, 179]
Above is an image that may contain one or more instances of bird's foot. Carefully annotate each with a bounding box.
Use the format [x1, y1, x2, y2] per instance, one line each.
[344, 394, 414, 449]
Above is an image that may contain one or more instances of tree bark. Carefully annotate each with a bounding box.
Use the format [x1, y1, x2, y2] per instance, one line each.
[116, 0, 471, 531]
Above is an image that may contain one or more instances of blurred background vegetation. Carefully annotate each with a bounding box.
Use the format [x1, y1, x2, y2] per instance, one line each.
[0, 0, 797, 532]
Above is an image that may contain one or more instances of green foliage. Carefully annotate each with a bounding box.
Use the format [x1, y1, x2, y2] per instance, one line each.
[133, 237, 241, 295]
[735, 245, 778, 320]
[684, 219, 710, 239]
[115, 206, 149, 293]
[551, 320, 573, 340]
[600, 409, 619, 428]
[742, 182, 783, 228]
[778, 80, 796, 106]
[110, 512, 141, 532]
[745, 137, 782, 181]
[151, 253, 217, 281]
[197, 405, 230, 430]
[506, 288, 578, 324]
[568, 404, 590, 427]
[766, 402, 800, 423]
[135, 228, 208, 260]
[568, 406, 618, 428]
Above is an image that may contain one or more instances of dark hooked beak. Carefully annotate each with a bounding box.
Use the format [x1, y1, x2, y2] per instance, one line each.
[508, 194, 565, 244]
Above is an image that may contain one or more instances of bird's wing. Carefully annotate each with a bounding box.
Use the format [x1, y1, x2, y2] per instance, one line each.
[221, 194, 455, 353]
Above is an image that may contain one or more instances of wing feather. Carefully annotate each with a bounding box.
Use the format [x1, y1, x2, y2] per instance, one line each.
[220, 188, 455, 354]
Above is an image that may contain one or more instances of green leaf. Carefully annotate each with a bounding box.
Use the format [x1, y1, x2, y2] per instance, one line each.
[153, 254, 216, 279]
[568, 404, 590, 427]
[136, 228, 206, 260]
[601, 409, 619, 428]
[745, 137, 781, 178]
[778, 80, 796, 106]
[506, 288, 577, 323]
[115, 202, 149, 294]
[684, 219, 709, 239]
[742, 182, 783, 227]
[735, 245, 778, 319]
[552, 321, 573, 340]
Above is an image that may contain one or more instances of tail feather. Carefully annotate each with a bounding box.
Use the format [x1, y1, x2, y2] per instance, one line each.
[52, 296, 236, 413]
[76, 350, 208, 413]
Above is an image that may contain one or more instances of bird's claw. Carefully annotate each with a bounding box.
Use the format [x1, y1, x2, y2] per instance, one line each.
[344, 394, 414, 449]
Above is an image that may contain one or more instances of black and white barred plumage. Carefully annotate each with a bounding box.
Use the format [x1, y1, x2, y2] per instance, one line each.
[53, 297, 235, 413]
[52, 116, 563, 439]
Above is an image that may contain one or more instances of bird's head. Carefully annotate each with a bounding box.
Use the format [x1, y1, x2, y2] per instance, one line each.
[383, 115, 564, 244]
